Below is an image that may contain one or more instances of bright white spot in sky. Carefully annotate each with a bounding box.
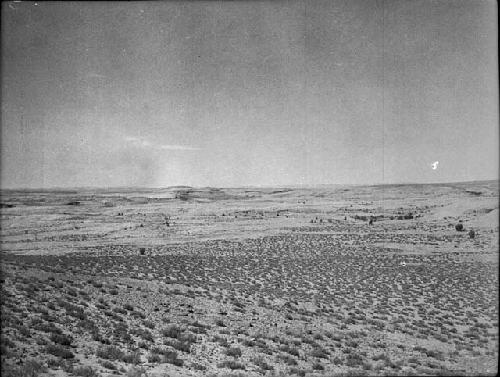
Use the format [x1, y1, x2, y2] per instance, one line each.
[431, 161, 439, 170]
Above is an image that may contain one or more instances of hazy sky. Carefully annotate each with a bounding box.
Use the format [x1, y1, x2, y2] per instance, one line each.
[1, 0, 498, 188]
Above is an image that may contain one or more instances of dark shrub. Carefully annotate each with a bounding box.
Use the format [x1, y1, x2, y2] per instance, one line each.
[313, 362, 324, 371]
[190, 326, 207, 334]
[131, 310, 146, 319]
[277, 354, 297, 366]
[148, 353, 162, 363]
[113, 322, 132, 343]
[226, 347, 242, 358]
[280, 344, 299, 357]
[123, 304, 134, 311]
[73, 366, 99, 377]
[162, 350, 184, 366]
[346, 352, 364, 367]
[50, 333, 73, 346]
[218, 360, 245, 370]
[150, 346, 170, 355]
[113, 307, 127, 315]
[121, 351, 141, 364]
[125, 366, 147, 377]
[46, 344, 74, 359]
[310, 347, 329, 359]
[455, 223, 464, 231]
[132, 328, 154, 342]
[253, 356, 273, 371]
[96, 345, 124, 360]
[100, 360, 117, 370]
[192, 363, 207, 371]
[333, 356, 343, 365]
[162, 325, 183, 339]
[290, 367, 306, 376]
[164, 339, 193, 353]
[33, 322, 62, 334]
[213, 335, 229, 347]
[5, 359, 47, 377]
[242, 339, 257, 347]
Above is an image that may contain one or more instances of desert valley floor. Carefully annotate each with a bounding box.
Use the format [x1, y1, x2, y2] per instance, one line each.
[0, 181, 498, 376]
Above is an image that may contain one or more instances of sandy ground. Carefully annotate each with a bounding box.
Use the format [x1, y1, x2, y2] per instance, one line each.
[0, 180, 498, 376]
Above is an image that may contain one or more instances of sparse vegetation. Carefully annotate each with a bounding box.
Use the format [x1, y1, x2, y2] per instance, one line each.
[0, 182, 498, 376]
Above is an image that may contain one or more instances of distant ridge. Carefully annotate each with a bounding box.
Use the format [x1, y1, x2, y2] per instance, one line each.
[1, 179, 497, 192]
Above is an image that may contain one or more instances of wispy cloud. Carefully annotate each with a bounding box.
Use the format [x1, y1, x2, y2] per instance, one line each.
[124, 136, 199, 151]
[87, 72, 107, 79]
[158, 144, 200, 151]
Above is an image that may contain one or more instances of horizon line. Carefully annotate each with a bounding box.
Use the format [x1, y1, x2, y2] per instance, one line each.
[1, 178, 498, 192]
